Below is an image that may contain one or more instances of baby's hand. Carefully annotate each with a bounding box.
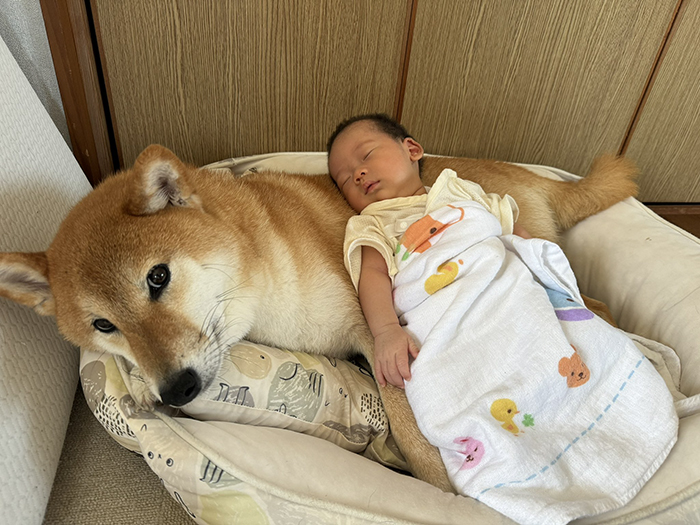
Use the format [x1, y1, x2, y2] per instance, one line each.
[373, 324, 420, 388]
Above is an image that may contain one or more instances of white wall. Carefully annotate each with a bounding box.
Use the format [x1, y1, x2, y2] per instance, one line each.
[0, 0, 72, 149]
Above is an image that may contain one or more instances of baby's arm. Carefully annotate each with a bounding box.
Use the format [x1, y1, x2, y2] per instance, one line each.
[513, 222, 532, 239]
[358, 245, 419, 388]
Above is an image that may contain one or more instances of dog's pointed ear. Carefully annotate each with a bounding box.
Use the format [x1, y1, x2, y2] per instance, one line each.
[127, 145, 203, 216]
[0, 252, 55, 316]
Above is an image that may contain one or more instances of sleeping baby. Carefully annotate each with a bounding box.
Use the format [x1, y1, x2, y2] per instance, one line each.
[327, 113, 678, 525]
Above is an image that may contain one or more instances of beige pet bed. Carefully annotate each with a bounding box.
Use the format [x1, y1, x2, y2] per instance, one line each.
[78, 152, 700, 525]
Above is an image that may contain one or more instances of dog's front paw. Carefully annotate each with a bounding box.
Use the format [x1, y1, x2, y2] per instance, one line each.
[115, 357, 158, 409]
[128, 371, 160, 409]
[130, 381, 159, 409]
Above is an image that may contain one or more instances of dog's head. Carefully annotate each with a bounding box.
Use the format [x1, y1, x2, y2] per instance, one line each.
[0, 145, 256, 407]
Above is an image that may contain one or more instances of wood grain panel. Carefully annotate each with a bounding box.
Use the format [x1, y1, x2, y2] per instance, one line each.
[647, 205, 700, 238]
[41, 0, 115, 184]
[402, 0, 676, 176]
[626, 1, 700, 202]
[93, 0, 408, 167]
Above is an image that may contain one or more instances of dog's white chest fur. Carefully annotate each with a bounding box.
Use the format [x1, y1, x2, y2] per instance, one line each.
[242, 236, 362, 358]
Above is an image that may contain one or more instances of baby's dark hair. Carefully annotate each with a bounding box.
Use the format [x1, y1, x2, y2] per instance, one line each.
[326, 113, 423, 172]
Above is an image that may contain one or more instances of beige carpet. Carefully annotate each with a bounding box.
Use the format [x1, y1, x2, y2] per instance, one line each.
[43, 387, 192, 524]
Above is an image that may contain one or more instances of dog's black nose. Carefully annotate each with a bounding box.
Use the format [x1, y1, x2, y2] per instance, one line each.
[160, 368, 201, 407]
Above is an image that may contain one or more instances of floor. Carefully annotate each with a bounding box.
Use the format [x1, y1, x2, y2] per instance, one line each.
[44, 386, 191, 524]
[647, 205, 700, 238]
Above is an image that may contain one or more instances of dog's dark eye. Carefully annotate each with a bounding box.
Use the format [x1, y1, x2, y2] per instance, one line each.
[93, 318, 116, 333]
[147, 264, 170, 300]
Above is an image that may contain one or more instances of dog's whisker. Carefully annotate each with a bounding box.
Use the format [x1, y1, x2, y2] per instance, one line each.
[215, 326, 247, 348]
[216, 284, 248, 301]
[215, 291, 256, 305]
[202, 262, 237, 270]
[199, 296, 233, 340]
[202, 264, 236, 281]
[199, 309, 218, 342]
[202, 322, 242, 352]
[207, 324, 246, 353]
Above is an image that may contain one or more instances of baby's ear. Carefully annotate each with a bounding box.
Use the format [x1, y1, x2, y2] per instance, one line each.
[404, 137, 424, 162]
[127, 145, 203, 216]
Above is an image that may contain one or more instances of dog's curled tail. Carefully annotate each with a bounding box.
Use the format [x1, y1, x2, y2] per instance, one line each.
[550, 154, 639, 231]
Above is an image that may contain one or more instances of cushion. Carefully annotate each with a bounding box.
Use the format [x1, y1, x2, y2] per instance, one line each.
[0, 34, 92, 524]
[82, 341, 406, 470]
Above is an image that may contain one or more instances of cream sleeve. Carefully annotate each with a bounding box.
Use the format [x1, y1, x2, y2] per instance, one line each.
[343, 215, 398, 292]
[430, 169, 520, 235]
[478, 191, 519, 235]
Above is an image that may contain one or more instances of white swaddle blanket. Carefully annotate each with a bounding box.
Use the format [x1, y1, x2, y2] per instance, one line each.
[397, 188, 678, 524]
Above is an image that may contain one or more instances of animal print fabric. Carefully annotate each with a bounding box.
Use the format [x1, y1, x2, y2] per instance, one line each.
[79, 341, 408, 523]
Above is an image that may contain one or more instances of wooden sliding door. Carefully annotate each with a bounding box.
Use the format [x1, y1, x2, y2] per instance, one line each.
[401, 0, 676, 178]
[625, 1, 700, 202]
[45, 1, 700, 203]
[92, 0, 411, 167]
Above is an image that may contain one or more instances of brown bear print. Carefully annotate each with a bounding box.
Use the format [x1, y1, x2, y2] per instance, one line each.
[558, 345, 590, 388]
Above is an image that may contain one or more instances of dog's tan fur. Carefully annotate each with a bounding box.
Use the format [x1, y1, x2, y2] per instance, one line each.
[0, 145, 637, 491]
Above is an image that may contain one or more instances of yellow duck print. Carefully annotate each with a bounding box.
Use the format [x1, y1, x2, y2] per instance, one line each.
[424, 261, 460, 295]
[490, 398, 520, 435]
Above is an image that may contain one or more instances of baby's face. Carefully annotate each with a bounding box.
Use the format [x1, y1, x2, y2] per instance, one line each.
[328, 121, 425, 212]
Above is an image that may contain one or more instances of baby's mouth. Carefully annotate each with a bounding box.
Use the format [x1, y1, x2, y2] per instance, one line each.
[364, 181, 378, 194]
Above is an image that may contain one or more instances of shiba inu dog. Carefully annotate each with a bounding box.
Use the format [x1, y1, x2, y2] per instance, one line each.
[0, 145, 637, 491]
